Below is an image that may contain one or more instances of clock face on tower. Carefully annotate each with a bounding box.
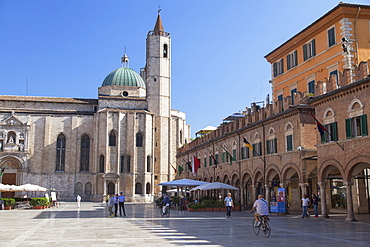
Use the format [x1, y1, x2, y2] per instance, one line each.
[121, 91, 129, 97]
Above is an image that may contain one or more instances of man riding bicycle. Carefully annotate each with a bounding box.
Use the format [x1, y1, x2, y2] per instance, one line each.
[250, 194, 269, 226]
[161, 194, 171, 214]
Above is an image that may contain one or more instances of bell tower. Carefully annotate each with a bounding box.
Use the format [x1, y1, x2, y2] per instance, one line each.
[144, 11, 171, 117]
[143, 11, 173, 183]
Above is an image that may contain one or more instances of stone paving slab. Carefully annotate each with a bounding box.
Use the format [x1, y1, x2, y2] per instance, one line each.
[1, 202, 370, 247]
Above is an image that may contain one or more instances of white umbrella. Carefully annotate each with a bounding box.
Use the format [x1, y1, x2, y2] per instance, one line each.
[190, 182, 239, 191]
[18, 184, 47, 192]
[0, 183, 19, 192]
[157, 178, 209, 187]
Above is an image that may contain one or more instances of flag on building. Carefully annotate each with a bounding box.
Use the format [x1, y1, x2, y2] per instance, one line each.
[310, 114, 328, 136]
[243, 137, 253, 149]
[178, 165, 184, 176]
[221, 146, 235, 165]
[208, 148, 218, 166]
[192, 156, 201, 174]
[171, 164, 177, 174]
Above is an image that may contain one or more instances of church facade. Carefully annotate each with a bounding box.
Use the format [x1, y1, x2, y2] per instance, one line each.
[0, 13, 190, 202]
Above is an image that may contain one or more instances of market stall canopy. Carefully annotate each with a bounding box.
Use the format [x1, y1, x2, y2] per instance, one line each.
[157, 179, 209, 187]
[0, 183, 47, 192]
[190, 182, 239, 191]
[18, 184, 47, 192]
[0, 183, 19, 192]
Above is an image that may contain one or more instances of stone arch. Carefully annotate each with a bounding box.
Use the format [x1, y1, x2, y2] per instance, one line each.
[285, 121, 294, 131]
[281, 163, 301, 183]
[85, 182, 92, 195]
[109, 129, 117, 146]
[281, 165, 301, 209]
[346, 156, 370, 213]
[75, 182, 83, 195]
[345, 155, 370, 181]
[266, 165, 281, 185]
[0, 155, 23, 169]
[318, 159, 345, 181]
[348, 98, 364, 111]
[135, 182, 142, 194]
[146, 182, 151, 194]
[323, 107, 335, 118]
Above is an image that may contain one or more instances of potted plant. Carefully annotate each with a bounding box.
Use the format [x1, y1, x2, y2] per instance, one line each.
[30, 197, 49, 209]
[1, 198, 15, 210]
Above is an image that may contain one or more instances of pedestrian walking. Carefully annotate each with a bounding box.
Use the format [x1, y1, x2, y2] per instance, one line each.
[118, 191, 126, 216]
[301, 194, 310, 218]
[224, 193, 234, 218]
[179, 196, 186, 215]
[76, 195, 81, 208]
[113, 194, 119, 217]
[312, 194, 319, 217]
[107, 194, 115, 217]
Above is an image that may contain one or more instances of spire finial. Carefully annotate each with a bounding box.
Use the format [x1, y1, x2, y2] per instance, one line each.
[158, 5, 161, 14]
[121, 47, 129, 67]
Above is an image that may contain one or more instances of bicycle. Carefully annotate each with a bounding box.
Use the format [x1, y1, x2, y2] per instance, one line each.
[161, 204, 170, 217]
[252, 215, 271, 238]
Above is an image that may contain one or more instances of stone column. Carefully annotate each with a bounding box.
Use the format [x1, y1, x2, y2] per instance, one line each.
[265, 184, 270, 203]
[318, 182, 329, 218]
[251, 184, 256, 201]
[240, 185, 245, 208]
[299, 183, 309, 197]
[344, 181, 357, 222]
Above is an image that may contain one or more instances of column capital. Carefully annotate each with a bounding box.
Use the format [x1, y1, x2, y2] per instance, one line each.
[344, 181, 354, 186]
[317, 181, 326, 187]
[299, 183, 309, 188]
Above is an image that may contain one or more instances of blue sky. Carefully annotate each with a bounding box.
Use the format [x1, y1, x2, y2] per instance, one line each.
[1, 1, 369, 138]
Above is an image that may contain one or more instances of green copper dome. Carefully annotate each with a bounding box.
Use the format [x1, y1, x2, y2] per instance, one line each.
[102, 67, 146, 88]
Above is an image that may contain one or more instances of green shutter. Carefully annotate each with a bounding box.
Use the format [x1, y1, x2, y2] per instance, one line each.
[274, 138, 277, 153]
[286, 55, 290, 70]
[266, 140, 270, 154]
[312, 39, 316, 56]
[332, 122, 338, 141]
[215, 154, 219, 164]
[287, 135, 293, 151]
[222, 152, 225, 163]
[204, 157, 207, 167]
[303, 44, 307, 61]
[233, 149, 237, 161]
[345, 118, 352, 139]
[294, 50, 298, 66]
[241, 147, 244, 159]
[321, 125, 327, 143]
[361, 114, 368, 136]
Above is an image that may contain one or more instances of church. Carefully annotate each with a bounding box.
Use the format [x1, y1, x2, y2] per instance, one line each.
[0, 13, 190, 202]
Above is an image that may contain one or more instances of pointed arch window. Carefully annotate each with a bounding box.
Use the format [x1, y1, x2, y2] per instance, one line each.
[109, 130, 116, 146]
[56, 134, 66, 171]
[146, 182, 151, 194]
[99, 155, 105, 173]
[136, 133, 143, 147]
[135, 182, 142, 194]
[80, 134, 90, 172]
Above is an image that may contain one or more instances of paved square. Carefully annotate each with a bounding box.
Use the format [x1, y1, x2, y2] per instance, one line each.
[1, 202, 370, 247]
